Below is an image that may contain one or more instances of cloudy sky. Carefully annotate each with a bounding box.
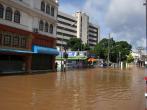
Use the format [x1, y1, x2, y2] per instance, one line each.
[59, 0, 146, 50]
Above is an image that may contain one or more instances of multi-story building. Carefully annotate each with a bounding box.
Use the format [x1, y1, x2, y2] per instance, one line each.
[75, 12, 89, 44]
[56, 11, 77, 48]
[88, 23, 100, 47]
[56, 11, 100, 50]
[0, 0, 59, 73]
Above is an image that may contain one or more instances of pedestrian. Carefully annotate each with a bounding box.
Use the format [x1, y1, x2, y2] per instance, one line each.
[63, 60, 66, 72]
[55, 62, 58, 71]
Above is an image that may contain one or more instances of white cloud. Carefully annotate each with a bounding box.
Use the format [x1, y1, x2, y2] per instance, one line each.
[59, 0, 146, 50]
[59, 3, 79, 14]
[105, 0, 146, 49]
[83, 0, 108, 23]
[82, 0, 111, 38]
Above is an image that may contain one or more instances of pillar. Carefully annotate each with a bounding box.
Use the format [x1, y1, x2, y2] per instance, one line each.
[26, 55, 32, 73]
[52, 56, 55, 71]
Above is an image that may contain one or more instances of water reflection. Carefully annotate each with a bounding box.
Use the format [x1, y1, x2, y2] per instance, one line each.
[0, 66, 145, 110]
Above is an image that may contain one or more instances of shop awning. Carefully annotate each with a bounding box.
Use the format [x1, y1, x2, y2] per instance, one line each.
[33, 45, 59, 55]
[0, 48, 33, 54]
[56, 56, 87, 60]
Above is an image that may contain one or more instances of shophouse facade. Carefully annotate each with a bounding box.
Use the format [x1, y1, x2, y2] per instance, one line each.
[0, 0, 59, 73]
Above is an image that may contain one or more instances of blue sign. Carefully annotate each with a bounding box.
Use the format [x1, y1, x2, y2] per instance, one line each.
[58, 51, 87, 57]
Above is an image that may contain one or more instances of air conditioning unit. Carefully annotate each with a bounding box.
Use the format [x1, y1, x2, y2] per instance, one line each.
[33, 28, 38, 33]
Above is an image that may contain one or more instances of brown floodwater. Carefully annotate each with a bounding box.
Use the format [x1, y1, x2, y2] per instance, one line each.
[0, 66, 146, 110]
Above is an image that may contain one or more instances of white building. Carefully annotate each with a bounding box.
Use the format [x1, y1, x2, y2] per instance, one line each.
[131, 51, 140, 64]
[88, 23, 100, 47]
[0, 0, 58, 36]
[0, 0, 59, 73]
[56, 11, 100, 50]
[57, 11, 77, 48]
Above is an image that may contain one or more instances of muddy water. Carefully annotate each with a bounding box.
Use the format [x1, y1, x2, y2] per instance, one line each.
[0, 66, 145, 110]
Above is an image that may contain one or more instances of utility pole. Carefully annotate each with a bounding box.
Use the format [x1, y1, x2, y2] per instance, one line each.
[119, 52, 121, 67]
[60, 34, 63, 72]
[143, 1, 147, 110]
[144, 0, 147, 56]
[107, 33, 110, 65]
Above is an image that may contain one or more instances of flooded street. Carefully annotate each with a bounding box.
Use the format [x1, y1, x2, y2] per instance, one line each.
[0, 66, 145, 110]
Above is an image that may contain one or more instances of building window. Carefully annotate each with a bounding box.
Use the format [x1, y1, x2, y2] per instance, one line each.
[0, 32, 2, 45]
[50, 24, 53, 34]
[4, 34, 11, 46]
[45, 22, 49, 32]
[39, 20, 44, 31]
[51, 7, 54, 16]
[14, 10, 20, 23]
[0, 4, 4, 18]
[41, 1, 45, 12]
[20, 37, 26, 48]
[46, 4, 50, 15]
[12, 35, 19, 47]
[5, 7, 13, 21]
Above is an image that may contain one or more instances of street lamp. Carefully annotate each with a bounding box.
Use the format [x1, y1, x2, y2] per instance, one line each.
[60, 36, 63, 72]
[80, 38, 82, 51]
[60, 22, 76, 72]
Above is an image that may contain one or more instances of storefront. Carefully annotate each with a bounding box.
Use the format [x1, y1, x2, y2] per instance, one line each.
[0, 24, 59, 74]
[0, 0, 59, 74]
[32, 45, 59, 71]
[56, 51, 88, 71]
[0, 49, 33, 73]
[0, 26, 32, 73]
[0, 46, 59, 73]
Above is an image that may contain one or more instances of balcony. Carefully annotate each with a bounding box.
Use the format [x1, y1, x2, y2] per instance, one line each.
[0, 19, 30, 32]
[38, 31, 57, 38]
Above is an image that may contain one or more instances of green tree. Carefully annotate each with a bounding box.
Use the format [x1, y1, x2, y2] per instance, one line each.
[66, 38, 82, 51]
[67, 38, 90, 51]
[94, 38, 115, 60]
[113, 41, 132, 62]
[94, 38, 132, 63]
[83, 43, 90, 51]
[127, 53, 134, 63]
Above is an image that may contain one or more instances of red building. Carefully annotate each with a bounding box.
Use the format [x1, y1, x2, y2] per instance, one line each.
[0, 0, 59, 73]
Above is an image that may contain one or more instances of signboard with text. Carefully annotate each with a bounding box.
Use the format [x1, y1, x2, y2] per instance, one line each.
[58, 51, 87, 57]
